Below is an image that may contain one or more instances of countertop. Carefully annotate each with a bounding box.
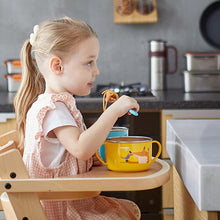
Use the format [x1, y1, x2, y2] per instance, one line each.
[166, 119, 220, 211]
[1, 89, 220, 113]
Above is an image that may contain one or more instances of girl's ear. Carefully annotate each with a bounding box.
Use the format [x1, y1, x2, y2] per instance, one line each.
[49, 56, 63, 75]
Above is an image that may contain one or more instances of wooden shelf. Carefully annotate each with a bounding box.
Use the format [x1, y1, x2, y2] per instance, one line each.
[113, 0, 158, 24]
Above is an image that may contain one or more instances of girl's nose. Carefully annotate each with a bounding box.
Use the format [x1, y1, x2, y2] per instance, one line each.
[94, 65, 100, 76]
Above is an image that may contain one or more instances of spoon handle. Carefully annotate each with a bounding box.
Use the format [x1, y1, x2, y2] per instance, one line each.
[129, 109, 138, 116]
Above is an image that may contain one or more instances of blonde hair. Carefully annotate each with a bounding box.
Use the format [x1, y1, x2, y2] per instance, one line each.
[14, 17, 98, 150]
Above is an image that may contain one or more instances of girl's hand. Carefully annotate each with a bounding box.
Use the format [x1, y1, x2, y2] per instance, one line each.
[108, 95, 139, 118]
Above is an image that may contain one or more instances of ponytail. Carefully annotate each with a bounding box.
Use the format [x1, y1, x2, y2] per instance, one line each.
[14, 40, 45, 150]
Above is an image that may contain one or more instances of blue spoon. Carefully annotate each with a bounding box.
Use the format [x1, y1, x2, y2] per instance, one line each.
[129, 109, 138, 116]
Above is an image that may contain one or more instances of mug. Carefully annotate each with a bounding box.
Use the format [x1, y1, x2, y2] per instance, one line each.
[96, 136, 161, 172]
[98, 126, 128, 162]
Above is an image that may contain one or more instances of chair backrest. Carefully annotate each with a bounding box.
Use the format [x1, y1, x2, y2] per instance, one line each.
[0, 130, 18, 153]
[0, 130, 100, 220]
[0, 130, 47, 220]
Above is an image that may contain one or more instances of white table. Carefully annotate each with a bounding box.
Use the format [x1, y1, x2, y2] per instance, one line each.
[166, 120, 220, 219]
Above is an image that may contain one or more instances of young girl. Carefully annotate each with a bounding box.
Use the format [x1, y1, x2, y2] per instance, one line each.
[14, 17, 140, 220]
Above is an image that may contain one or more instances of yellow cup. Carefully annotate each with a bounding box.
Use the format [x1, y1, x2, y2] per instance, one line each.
[96, 136, 162, 172]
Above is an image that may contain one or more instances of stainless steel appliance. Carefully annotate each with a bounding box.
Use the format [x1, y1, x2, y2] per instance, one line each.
[148, 40, 177, 91]
[89, 83, 154, 97]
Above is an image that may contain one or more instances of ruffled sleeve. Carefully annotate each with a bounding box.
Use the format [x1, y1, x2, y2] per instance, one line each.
[35, 93, 84, 141]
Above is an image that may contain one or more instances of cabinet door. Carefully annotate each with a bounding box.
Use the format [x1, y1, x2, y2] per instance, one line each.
[161, 114, 173, 159]
[161, 112, 174, 218]
[0, 113, 16, 135]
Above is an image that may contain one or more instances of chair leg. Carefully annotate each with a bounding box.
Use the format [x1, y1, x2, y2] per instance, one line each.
[1, 193, 17, 220]
[3, 192, 47, 220]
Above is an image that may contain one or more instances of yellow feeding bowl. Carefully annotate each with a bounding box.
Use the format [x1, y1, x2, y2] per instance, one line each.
[96, 136, 162, 172]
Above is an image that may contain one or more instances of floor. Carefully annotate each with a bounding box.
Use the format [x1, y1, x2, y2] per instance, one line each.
[0, 211, 5, 220]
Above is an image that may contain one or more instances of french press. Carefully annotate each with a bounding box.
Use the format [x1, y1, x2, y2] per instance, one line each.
[148, 40, 178, 90]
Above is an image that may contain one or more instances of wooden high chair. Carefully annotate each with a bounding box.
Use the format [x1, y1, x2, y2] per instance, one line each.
[0, 130, 170, 220]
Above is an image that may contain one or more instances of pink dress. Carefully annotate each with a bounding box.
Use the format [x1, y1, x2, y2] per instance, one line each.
[23, 92, 141, 220]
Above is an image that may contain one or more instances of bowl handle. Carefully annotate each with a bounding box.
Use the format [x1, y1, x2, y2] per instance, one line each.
[95, 146, 107, 165]
[151, 140, 162, 163]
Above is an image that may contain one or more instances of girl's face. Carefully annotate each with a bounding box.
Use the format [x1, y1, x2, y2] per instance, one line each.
[60, 36, 100, 96]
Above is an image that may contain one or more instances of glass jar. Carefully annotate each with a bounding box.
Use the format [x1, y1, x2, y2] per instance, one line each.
[136, 0, 154, 15]
[116, 0, 134, 15]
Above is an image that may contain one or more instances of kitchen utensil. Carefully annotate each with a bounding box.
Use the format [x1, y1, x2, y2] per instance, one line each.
[98, 126, 129, 162]
[184, 52, 220, 71]
[148, 40, 177, 90]
[96, 136, 162, 172]
[129, 109, 138, 116]
[102, 89, 138, 116]
[200, 1, 220, 49]
[183, 70, 220, 92]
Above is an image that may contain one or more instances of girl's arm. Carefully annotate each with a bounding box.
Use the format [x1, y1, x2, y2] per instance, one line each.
[53, 95, 139, 160]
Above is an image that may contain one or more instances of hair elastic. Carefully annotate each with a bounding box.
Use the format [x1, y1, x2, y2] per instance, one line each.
[30, 25, 40, 46]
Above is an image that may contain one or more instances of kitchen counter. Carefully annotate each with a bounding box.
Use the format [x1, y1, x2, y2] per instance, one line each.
[1, 89, 220, 112]
[166, 119, 220, 211]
